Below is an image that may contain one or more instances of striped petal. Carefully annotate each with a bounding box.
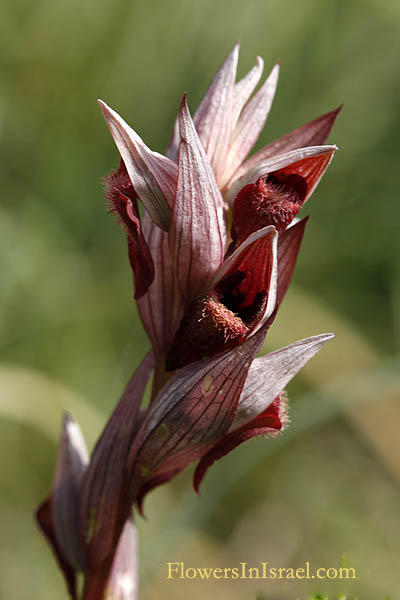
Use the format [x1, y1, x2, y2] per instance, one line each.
[232, 56, 264, 128]
[222, 61, 280, 185]
[193, 43, 239, 184]
[169, 95, 226, 303]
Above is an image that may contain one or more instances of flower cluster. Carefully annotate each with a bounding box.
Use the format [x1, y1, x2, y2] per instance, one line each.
[36, 43, 338, 599]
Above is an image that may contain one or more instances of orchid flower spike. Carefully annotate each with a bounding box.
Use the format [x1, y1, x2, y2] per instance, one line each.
[36, 42, 339, 600]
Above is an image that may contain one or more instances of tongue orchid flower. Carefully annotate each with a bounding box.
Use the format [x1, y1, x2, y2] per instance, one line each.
[36, 43, 338, 600]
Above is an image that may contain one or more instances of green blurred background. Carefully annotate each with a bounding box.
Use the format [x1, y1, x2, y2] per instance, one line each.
[1, 0, 400, 598]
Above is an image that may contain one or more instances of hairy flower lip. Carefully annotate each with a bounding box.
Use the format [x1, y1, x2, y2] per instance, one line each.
[165, 294, 249, 372]
[166, 225, 278, 371]
[103, 160, 155, 298]
[229, 173, 307, 247]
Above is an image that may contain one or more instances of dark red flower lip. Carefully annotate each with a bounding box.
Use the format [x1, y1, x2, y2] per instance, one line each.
[166, 225, 278, 371]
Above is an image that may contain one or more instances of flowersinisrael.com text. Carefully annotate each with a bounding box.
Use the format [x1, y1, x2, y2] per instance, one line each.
[166, 561, 356, 581]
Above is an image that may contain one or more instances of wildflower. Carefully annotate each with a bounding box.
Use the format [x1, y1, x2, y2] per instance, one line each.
[36, 43, 338, 599]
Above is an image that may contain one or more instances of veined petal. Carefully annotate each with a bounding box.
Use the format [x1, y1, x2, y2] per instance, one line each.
[194, 393, 287, 492]
[127, 325, 268, 510]
[232, 56, 264, 128]
[232, 333, 334, 430]
[226, 145, 337, 205]
[192, 334, 334, 490]
[237, 106, 342, 178]
[79, 352, 153, 572]
[222, 61, 280, 185]
[137, 212, 182, 356]
[194, 334, 335, 491]
[166, 48, 259, 167]
[193, 42, 239, 183]
[98, 100, 177, 231]
[170, 96, 226, 303]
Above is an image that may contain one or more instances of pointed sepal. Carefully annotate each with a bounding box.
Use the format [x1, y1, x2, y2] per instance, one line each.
[233, 333, 334, 430]
[35, 413, 89, 599]
[98, 100, 177, 230]
[193, 42, 239, 183]
[238, 106, 342, 177]
[169, 95, 226, 303]
[223, 61, 280, 184]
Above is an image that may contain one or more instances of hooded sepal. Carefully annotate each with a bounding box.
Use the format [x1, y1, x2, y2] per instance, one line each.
[127, 325, 268, 510]
[226, 145, 337, 208]
[35, 412, 89, 599]
[52, 413, 89, 571]
[169, 95, 226, 303]
[98, 100, 177, 231]
[232, 106, 342, 182]
[194, 393, 287, 492]
[79, 352, 153, 573]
